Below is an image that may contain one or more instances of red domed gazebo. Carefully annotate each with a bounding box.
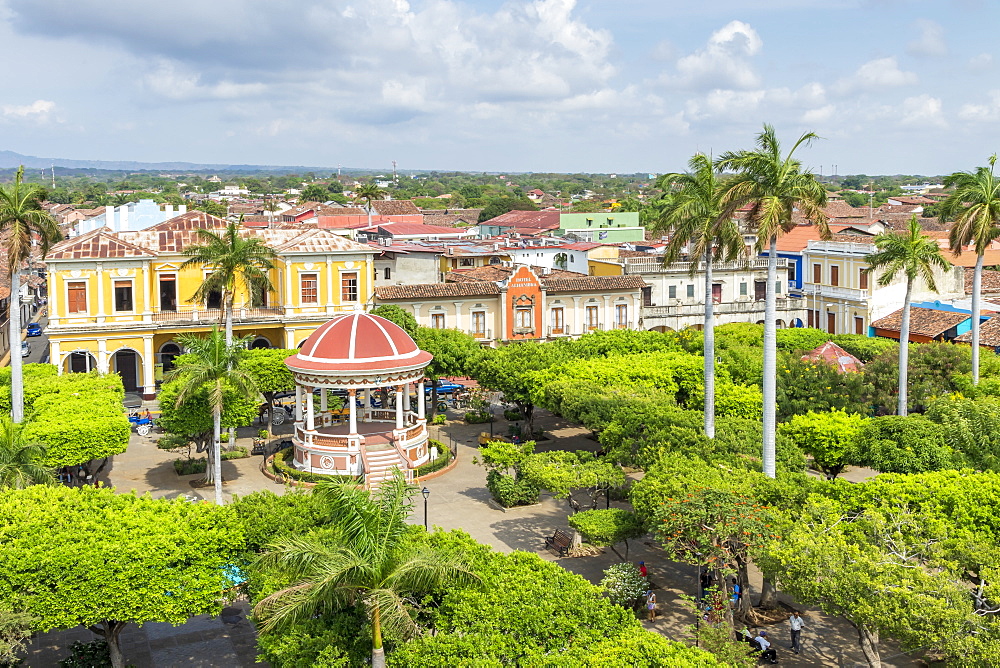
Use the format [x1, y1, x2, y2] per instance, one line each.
[284, 313, 434, 488]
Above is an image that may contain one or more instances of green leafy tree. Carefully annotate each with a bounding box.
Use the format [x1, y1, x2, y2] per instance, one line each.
[717, 125, 829, 478]
[776, 354, 873, 420]
[239, 348, 297, 437]
[370, 305, 418, 338]
[778, 409, 865, 479]
[414, 327, 481, 417]
[849, 415, 953, 473]
[0, 607, 34, 665]
[475, 342, 564, 433]
[0, 166, 61, 422]
[300, 183, 330, 203]
[568, 508, 644, 559]
[254, 476, 477, 668]
[476, 196, 537, 223]
[519, 450, 625, 514]
[194, 199, 227, 217]
[863, 342, 970, 414]
[941, 155, 1000, 386]
[926, 395, 1000, 471]
[156, 376, 258, 456]
[0, 485, 245, 668]
[180, 221, 277, 345]
[652, 153, 745, 438]
[165, 329, 256, 504]
[0, 416, 53, 488]
[865, 216, 949, 415]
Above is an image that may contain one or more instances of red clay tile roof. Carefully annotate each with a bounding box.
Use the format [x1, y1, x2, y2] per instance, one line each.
[482, 209, 560, 230]
[955, 316, 1000, 346]
[871, 307, 969, 338]
[543, 275, 646, 292]
[800, 341, 864, 373]
[369, 223, 470, 236]
[965, 268, 1000, 295]
[375, 283, 501, 299]
[48, 227, 155, 260]
[774, 224, 850, 252]
[823, 201, 868, 219]
[445, 265, 586, 283]
[371, 200, 421, 216]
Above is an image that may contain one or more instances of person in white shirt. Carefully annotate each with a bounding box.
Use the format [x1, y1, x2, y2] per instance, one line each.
[789, 611, 805, 654]
[755, 631, 777, 663]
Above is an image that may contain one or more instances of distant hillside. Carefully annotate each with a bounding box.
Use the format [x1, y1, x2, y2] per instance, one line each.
[0, 150, 331, 174]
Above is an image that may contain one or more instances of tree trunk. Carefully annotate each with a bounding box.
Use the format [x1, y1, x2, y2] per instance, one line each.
[762, 237, 778, 478]
[263, 391, 275, 438]
[897, 279, 913, 416]
[95, 620, 127, 668]
[372, 604, 385, 668]
[856, 624, 881, 668]
[224, 294, 234, 347]
[524, 403, 535, 437]
[703, 250, 716, 439]
[758, 577, 778, 609]
[972, 254, 983, 386]
[10, 270, 24, 423]
[213, 408, 223, 505]
[735, 556, 752, 617]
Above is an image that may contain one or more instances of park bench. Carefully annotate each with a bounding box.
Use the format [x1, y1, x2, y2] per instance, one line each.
[545, 529, 573, 557]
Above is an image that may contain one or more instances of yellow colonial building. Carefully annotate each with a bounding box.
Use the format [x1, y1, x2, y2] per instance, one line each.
[45, 212, 377, 397]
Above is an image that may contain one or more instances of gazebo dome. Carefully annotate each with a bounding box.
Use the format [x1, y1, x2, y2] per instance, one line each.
[286, 313, 432, 375]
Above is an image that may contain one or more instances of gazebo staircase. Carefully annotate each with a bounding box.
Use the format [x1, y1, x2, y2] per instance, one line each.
[362, 442, 411, 490]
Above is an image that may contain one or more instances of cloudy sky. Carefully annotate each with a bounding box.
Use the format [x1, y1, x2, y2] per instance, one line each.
[0, 0, 997, 175]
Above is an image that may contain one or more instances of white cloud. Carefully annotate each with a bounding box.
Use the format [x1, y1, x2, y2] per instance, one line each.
[802, 105, 835, 124]
[958, 91, 1000, 123]
[907, 19, 947, 57]
[969, 53, 994, 71]
[899, 94, 946, 128]
[2, 99, 55, 118]
[143, 61, 265, 100]
[834, 57, 918, 94]
[665, 20, 763, 90]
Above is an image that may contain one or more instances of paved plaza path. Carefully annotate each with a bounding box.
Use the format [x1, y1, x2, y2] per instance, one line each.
[22, 408, 918, 667]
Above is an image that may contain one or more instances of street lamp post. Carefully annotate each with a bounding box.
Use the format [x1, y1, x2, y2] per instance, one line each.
[421, 487, 430, 530]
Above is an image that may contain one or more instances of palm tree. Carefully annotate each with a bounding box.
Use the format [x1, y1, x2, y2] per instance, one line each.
[0, 166, 61, 423]
[180, 222, 277, 345]
[254, 474, 476, 668]
[865, 216, 949, 416]
[354, 182, 386, 227]
[0, 417, 54, 488]
[165, 328, 255, 504]
[716, 125, 829, 479]
[652, 154, 745, 438]
[940, 156, 1000, 386]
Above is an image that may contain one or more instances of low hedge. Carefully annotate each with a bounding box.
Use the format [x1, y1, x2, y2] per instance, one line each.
[174, 447, 250, 475]
[503, 409, 522, 421]
[271, 449, 363, 485]
[464, 411, 493, 424]
[416, 440, 452, 477]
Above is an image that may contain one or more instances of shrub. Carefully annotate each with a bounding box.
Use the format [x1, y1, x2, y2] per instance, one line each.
[599, 562, 648, 608]
[157, 434, 189, 451]
[775, 327, 830, 353]
[271, 449, 362, 485]
[486, 469, 540, 507]
[849, 415, 954, 473]
[503, 408, 522, 421]
[431, 414, 447, 425]
[463, 411, 492, 424]
[831, 334, 897, 362]
[174, 458, 207, 476]
[59, 640, 114, 668]
[416, 441, 452, 476]
[24, 393, 130, 468]
[222, 446, 249, 460]
[569, 508, 645, 558]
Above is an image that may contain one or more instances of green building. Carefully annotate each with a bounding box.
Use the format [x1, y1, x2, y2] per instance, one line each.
[557, 212, 645, 243]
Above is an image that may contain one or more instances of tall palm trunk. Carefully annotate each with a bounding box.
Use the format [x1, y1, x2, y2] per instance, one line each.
[972, 254, 984, 385]
[897, 280, 913, 416]
[212, 408, 223, 505]
[762, 237, 778, 478]
[223, 293, 235, 448]
[703, 250, 716, 438]
[9, 270, 23, 423]
[372, 604, 385, 668]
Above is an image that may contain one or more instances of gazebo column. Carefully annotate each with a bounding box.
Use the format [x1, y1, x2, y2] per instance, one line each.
[417, 380, 426, 419]
[395, 385, 404, 429]
[403, 383, 411, 412]
[306, 389, 315, 431]
[294, 385, 303, 423]
[320, 388, 328, 412]
[364, 388, 371, 420]
[348, 389, 358, 435]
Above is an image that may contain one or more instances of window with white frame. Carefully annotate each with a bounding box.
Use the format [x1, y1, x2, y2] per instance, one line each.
[431, 312, 445, 329]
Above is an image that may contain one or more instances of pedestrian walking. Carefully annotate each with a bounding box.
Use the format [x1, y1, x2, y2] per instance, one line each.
[789, 610, 805, 654]
[645, 590, 657, 622]
[638, 561, 648, 578]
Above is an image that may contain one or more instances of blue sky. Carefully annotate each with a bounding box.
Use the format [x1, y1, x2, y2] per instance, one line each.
[0, 0, 997, 175]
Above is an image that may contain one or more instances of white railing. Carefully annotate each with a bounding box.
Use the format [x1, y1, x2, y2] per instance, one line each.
[642, 297, 806, 318]
[547, 326, 571, 336]
[806, 240, 874, 255]
[468, 329, 492, 340]
[802, 285, 869, 301]
[624, 256, 787, 274]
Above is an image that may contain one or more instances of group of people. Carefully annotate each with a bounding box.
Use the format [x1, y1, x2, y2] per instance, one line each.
[738, 612, 806, 663]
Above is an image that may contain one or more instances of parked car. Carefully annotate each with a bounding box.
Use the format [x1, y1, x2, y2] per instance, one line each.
[25, 323, 42, 337]
[426, 382, 465, 395]
[20, 341, 30, 358]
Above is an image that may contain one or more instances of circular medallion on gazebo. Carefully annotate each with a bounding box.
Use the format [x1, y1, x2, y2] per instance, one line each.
[283, 313, 434, 487]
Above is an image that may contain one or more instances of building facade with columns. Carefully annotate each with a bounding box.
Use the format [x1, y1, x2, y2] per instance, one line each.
[43, 211, 376, 397]
[373, 265, 646, 343]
